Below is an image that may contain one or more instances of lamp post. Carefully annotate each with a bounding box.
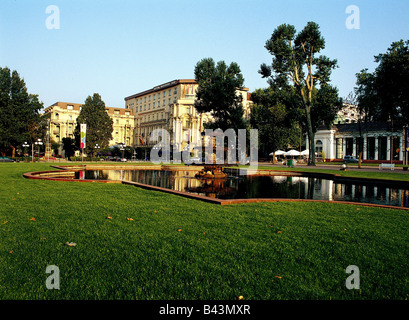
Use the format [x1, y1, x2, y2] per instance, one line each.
[94, 143, 100, 160]
[22, 142, 29, 160]
[119, 142, 126, 160]
[34, 139, 43, 162]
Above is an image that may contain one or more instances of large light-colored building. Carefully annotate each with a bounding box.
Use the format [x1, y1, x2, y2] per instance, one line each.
[124, 79, 252, 152]
[44, 101, 135, 149]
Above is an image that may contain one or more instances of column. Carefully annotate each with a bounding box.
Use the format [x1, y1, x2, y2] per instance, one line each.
[342, 138, 346, 157]
[374, 137, 379, 160]
[399, 136, 403, 161]
[386, 136, 391, 161]
[363, 135, 367, 160]
[352, 138, 356, 157]
[329, 131, 334, 160]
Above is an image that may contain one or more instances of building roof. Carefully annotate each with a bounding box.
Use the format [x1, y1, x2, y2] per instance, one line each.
[45, 102, 82, 111]
[45, 102, 132, 115]
[124, 79, 197, 101]
[319, 121, 402, 133]
[124, 79, 250, 101]
[105, 107, 133, 115]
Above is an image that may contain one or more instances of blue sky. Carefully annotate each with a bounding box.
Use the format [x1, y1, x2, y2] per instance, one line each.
[1, 0, 408, 109]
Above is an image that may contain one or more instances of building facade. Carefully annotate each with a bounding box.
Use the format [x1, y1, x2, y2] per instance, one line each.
[334, 103, 363, 124]
[313, 122, 404, 162]
[44, 102, 135, 151]
[124, 79, 252, 152]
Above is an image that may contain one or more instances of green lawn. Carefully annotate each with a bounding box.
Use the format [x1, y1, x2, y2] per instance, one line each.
[0, 162, 408, 300]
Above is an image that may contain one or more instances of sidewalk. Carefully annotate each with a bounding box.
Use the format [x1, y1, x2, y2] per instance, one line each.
[258, 162, 409, 173]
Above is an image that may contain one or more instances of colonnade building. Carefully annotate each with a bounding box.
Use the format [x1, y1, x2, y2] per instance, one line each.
[313, 122, 404, 162]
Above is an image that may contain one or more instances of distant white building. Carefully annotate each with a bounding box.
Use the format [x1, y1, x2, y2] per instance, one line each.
[311, 122, 404, 162]
[334, 103, 363, 124]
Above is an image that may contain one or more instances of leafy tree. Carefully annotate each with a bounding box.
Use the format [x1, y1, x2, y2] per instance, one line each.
[259, 22, 341, 165]
[61, 137, 75, 159]
[250, 87, 302, 159]
[355, 40, 409, 125]
[75, 93, 113, 156]
[194, 58, 248, 131]
[0, 67, 43, 156]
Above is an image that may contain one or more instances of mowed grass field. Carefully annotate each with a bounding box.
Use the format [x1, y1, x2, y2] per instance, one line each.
[0, 162, 408, 300]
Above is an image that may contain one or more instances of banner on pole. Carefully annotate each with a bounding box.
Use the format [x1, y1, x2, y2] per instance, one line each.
[405, 127, 409, 152]
[80, 124, 87, 149]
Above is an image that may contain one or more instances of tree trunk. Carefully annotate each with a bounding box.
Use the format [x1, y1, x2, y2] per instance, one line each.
[305, 106, 316, 166]
[10, 145, 15, 158]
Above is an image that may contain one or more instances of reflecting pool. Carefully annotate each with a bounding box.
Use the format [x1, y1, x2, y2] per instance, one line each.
[74, 169, 409, 208]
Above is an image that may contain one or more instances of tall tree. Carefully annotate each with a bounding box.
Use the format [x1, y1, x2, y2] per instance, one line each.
[259, 22, 340, 165]
[76, 93, 113, 156]
[355, 40, 409, 125]
[194, 58, 248, 131]
[0, 67, 43, 156]
[250, 86, 302, 159]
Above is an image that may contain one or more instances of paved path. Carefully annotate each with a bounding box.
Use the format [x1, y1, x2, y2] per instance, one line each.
[258, 162, 409, 173]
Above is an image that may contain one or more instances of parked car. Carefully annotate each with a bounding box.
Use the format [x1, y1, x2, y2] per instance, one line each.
[0, 157, 17, 162]
[184, 157, 201, 165]
[344, 155, 359, 163]
[120, 158, 127, 162]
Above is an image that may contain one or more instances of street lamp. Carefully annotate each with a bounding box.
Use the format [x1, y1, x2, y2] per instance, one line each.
[34, 139, 43, 162]
[119, 143, 126, 159]
[94, 143, 100, 159]
[22, 142, 29, 158]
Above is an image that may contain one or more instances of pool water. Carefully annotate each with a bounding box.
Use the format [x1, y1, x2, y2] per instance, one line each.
[74, 169, 409, 208]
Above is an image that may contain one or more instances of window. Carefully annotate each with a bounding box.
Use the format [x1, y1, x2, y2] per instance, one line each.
[168, 98, 171, 105]
[153, 102, 155, 108]
[125, 111, 130, 116]
[144, 97, 147, 102]
[116, 119, 119, 124]
[158, 100, 160, 107]
[163, 91, 165, 98]
[174, 87, 177, 94]
[169, 89, 171, 96]
[67, 105, 73, 110]
[144, 105, 146, 111]
[315, 140, 323, 156]
[115, 110, 119, 115]
[148, 103, 151, 110]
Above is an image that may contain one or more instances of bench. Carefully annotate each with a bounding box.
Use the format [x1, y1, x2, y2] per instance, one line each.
[379, 163, 395, 170]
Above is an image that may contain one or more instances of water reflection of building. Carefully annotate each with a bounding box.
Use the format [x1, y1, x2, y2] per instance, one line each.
[81, 169, 408, 208]
[332, 182, 404, 207]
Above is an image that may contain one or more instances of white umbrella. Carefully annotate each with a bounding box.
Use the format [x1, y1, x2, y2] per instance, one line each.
[301, 149, 318, 156]
[285, 149, 301, 156]
[269, 150, 285, 156]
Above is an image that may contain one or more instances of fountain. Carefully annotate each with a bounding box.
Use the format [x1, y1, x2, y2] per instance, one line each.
[195, 135, 227, 179]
